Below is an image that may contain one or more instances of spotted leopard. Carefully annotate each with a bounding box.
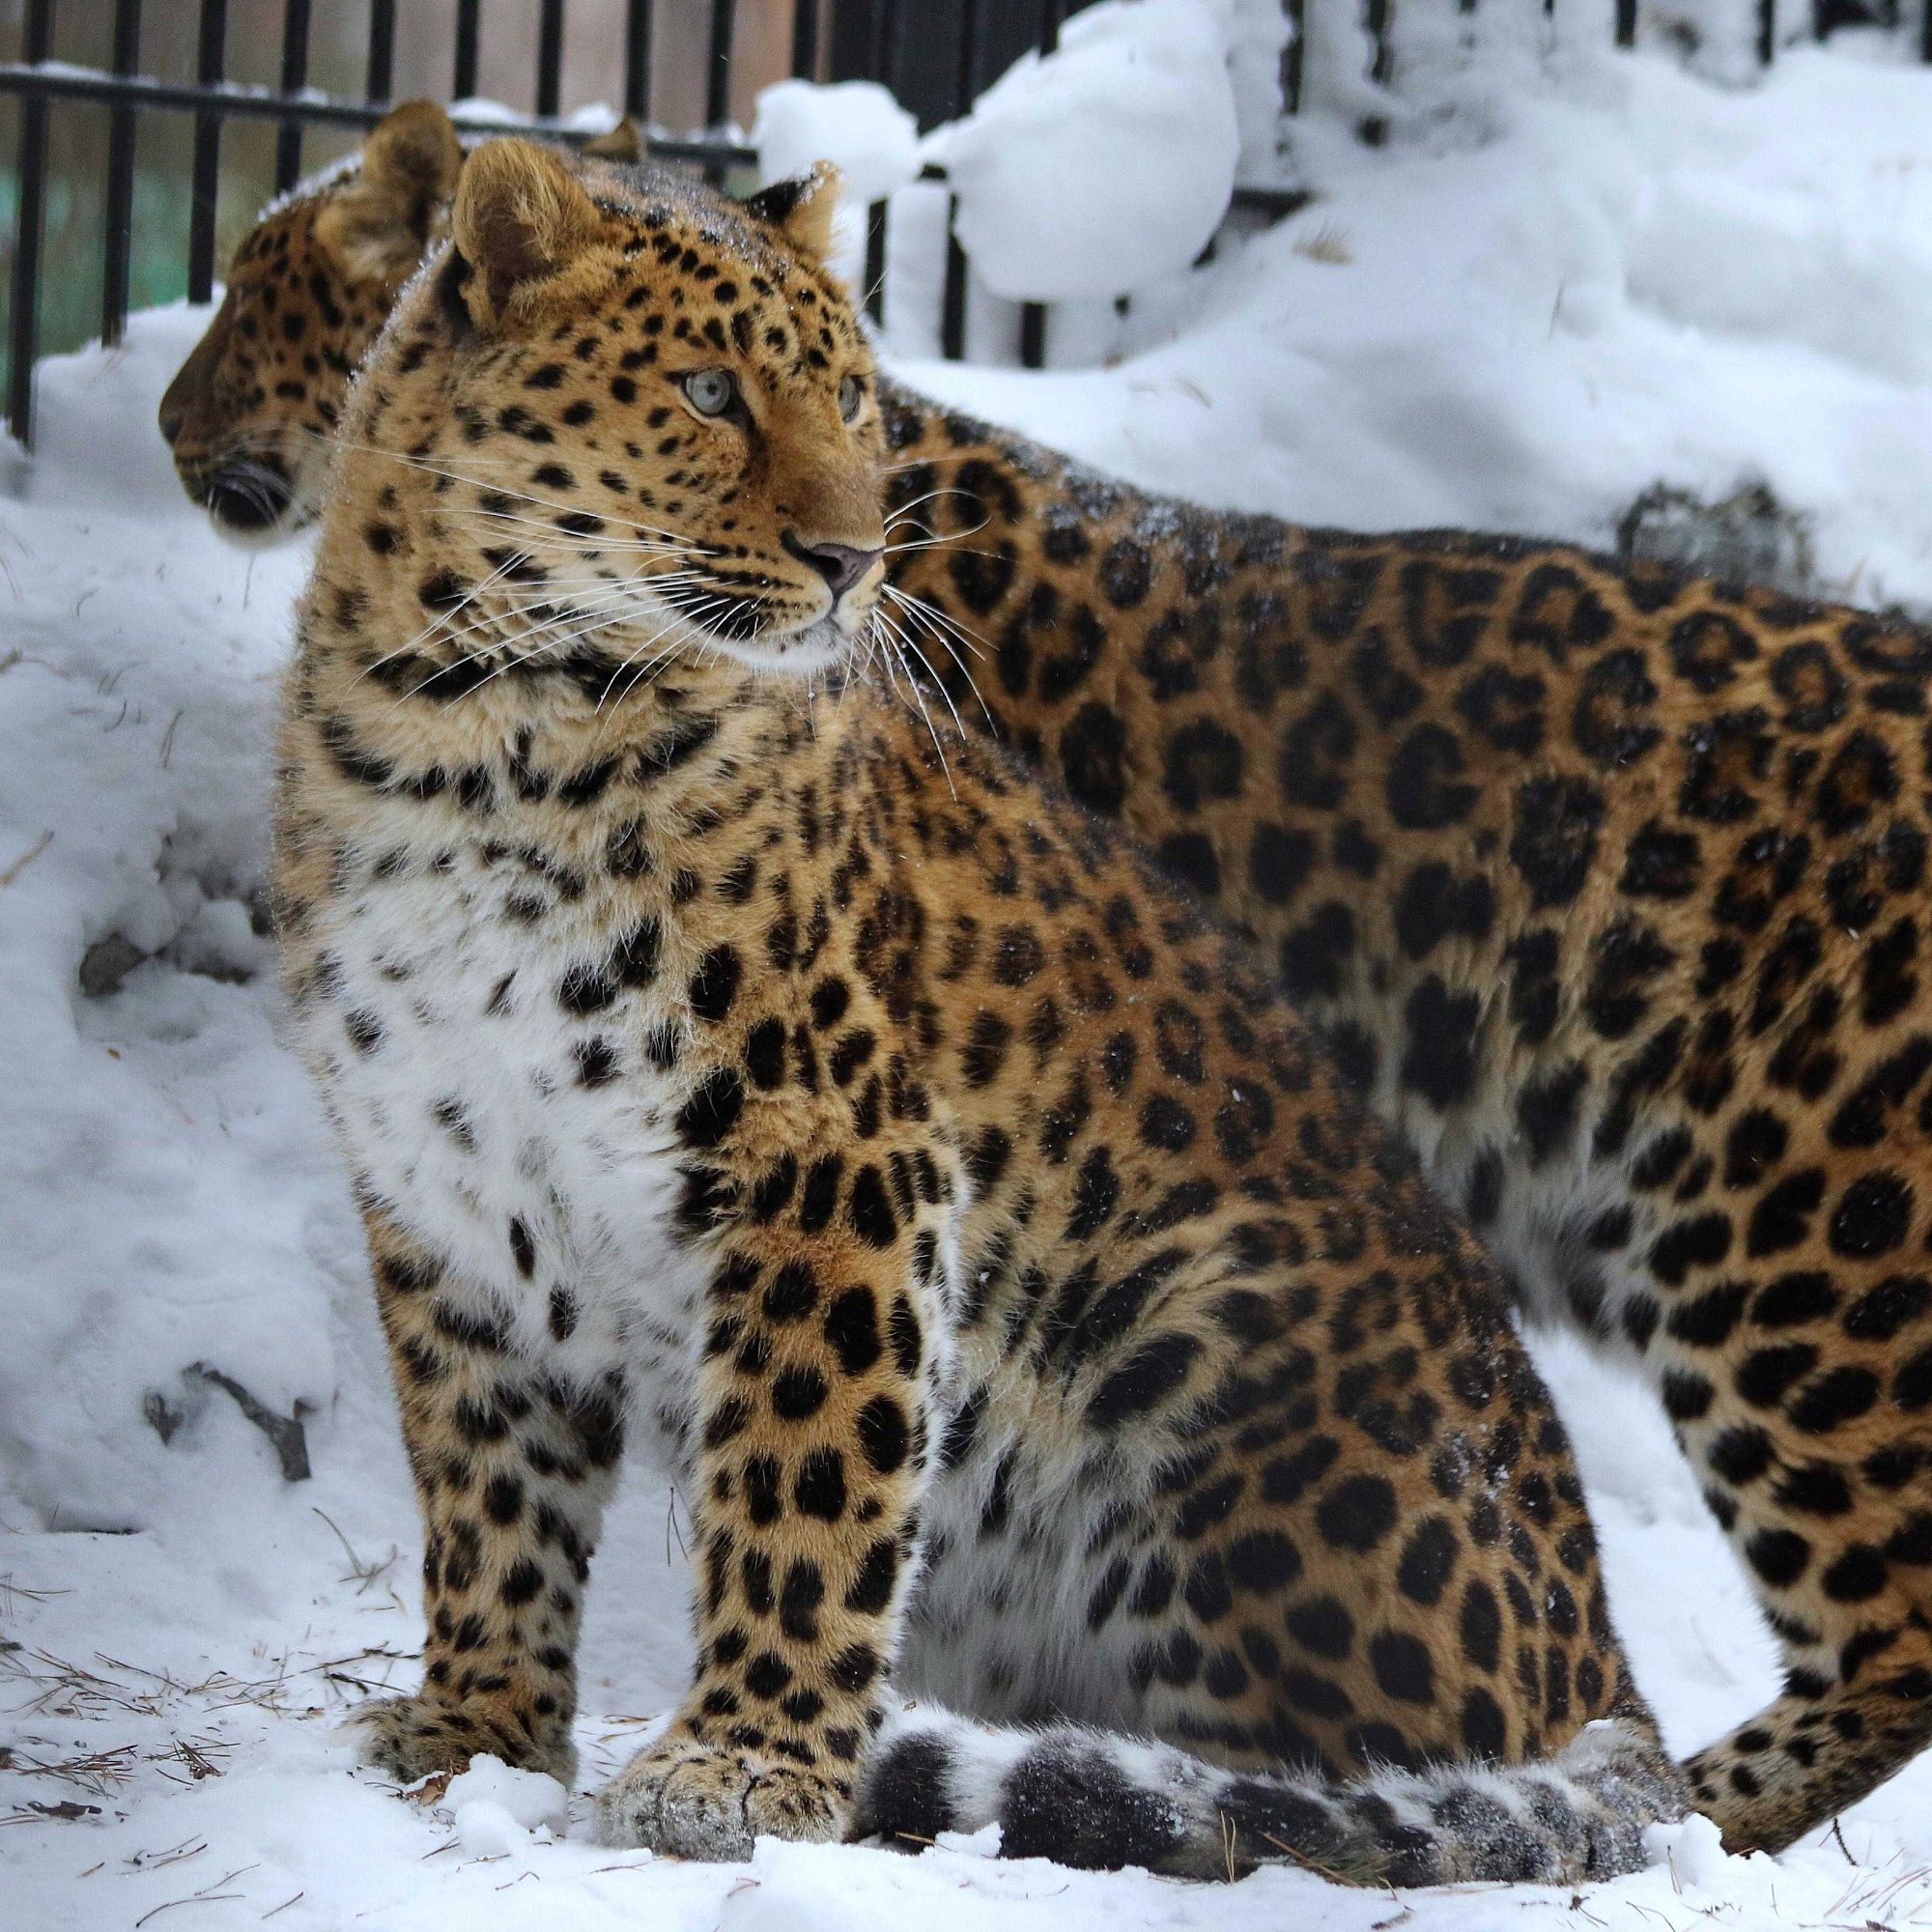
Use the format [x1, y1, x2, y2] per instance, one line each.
[169, 102, 1932, 1856]
[271, 136, 1683, 1882]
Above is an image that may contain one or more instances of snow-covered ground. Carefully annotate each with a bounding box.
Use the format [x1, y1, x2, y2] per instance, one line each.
[11, 34, 1932, 1932]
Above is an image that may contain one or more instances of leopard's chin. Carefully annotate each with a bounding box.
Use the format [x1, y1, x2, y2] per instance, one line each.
[709, 613, 855, 679]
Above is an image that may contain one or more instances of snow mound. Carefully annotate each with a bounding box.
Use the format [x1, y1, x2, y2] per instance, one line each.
[442, 1756, 571, 1856]
[931, 0, 1241, 301]
[753, 79, 921, 209]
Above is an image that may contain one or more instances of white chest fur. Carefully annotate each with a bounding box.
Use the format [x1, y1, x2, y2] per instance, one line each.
[297, 833, 711, 1460]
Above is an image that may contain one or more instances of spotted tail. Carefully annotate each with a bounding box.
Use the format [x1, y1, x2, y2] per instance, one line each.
[857, 1703, 1686, 1885]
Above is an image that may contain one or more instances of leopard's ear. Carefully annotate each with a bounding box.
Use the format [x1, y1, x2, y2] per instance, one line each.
[745, 160, 842, 262]
[451, 137, 605, 325]
[317, 100, 462, 281]
[582, 116, 642, 162]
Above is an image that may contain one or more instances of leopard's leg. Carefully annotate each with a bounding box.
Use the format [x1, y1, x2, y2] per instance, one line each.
[1599, 1099, 1932, 1852]
[1674, 1406, 1932, 1851]
[347, 1207, 623, 1786]
[595, 1189, 941, 1860]
[1683, 1638, 1932, 1853]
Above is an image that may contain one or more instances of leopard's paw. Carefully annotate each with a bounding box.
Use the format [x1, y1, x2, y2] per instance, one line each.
[595, 1729, 849, 1860]
[342, 1692, 574, 1787]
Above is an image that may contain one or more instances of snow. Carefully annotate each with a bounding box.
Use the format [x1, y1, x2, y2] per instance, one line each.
[11, 28, 1932, 1932]
[753, 79, 921, 209]
[753, 78, 923, 290]
[928, 0, 1243, 302]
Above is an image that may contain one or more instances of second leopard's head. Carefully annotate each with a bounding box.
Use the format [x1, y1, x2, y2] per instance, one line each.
[331, 137, 888, 677]
[156, 103, 641, 541]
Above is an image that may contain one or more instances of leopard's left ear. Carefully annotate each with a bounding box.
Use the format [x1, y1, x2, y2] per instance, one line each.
[452, 137, 605, 326]
[317, 100, 463, 282]
[745, 160, 842, 262]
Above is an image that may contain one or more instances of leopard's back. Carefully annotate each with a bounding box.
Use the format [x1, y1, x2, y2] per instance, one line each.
[882, 388, 1932, 1849]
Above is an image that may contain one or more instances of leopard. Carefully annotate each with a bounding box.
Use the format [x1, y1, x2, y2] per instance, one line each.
[156, 99, 638, 540]
[270, 134, 1687, 1885]
[173, 102, 1932, 1857]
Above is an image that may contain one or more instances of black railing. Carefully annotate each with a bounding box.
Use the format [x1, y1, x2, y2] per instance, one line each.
[3, 0, 1919, 447]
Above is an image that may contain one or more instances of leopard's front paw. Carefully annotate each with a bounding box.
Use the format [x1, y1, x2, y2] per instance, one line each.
[595, 1728, 850, 1860]
[343, 1692, 575, 1786]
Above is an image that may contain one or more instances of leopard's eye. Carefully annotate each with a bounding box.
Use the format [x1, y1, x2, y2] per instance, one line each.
[683, 369, 736, 417]
[838, 374, 865, 422]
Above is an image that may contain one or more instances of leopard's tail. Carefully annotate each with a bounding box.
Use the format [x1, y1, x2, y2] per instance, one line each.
[857, 1702, 1686, 1885]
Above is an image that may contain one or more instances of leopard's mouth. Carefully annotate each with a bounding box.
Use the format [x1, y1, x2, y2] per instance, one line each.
[179, 449, 316, 545]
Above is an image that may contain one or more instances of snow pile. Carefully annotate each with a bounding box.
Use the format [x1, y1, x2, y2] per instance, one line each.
[10, 30, 1932, 1930]
[0, 327, 326, 1534]
[440, 1756, 572, 1857]
[752, 77, 923, 287]
[753, 79, 921, 209]
[893, 45, 1932, 609]
[929, 0, 1243, 301]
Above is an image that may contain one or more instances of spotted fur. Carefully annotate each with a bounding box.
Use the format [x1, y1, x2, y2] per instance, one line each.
[177, 101, 1932, 1857]
[271, 138, 1680, 1882]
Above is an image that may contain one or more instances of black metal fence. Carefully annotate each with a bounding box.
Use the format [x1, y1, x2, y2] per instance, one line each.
[1, 0, 1926, 447]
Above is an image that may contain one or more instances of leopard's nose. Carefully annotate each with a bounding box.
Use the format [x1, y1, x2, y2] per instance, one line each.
[783, 531, 883, 605]
[157, 387, 188, 448]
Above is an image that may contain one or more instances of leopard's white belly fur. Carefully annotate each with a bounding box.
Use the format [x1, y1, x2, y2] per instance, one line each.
[293, 835, 711, 1463]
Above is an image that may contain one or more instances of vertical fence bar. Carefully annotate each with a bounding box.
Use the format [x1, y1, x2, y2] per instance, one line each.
[366, 0, 397, 99]
[872, 0, 901, 82]
[940, 0, 981, 360]
[1615, 0, 1637, 43]
[6, 0, 54, 445]
[1758, 0, 1776, 60]
[1360, 0, 1392, 143]
[792, 0, 819, 76]
[624, 0, 652, 116]
[537, 0, 566, 118]
[186, 0, 228, 304]
[1365, 0, 1394, 81]
[101, 0, 143, 347]
[1019, 0, 1058, 374]
[1923, 0, 1932, 59]
[1018, 304, 1046, 368]
[453, 0, 481, 99]
[707, 0, 737, 127]
[275, 0, 312, 192]
[864, 201, 887, 326]
[1284, 0, 1305, 110]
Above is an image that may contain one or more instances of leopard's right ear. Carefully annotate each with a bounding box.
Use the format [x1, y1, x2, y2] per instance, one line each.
[744, 161, 842, 263]
[450, 138, 605, 327]
[316, 100, 463, 281]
